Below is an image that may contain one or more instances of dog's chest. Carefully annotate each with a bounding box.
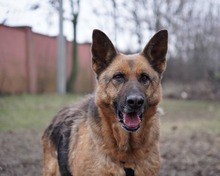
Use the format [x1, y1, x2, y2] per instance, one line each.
[68, 123, 132, 175]
[67, 117, 159, 176]
[68, 130, 154, 176]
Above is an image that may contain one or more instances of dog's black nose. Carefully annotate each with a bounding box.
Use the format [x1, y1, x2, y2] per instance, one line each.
[126, 95, 145, 109]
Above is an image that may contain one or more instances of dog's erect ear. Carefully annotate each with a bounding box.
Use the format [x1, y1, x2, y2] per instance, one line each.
[141, 30, 168, 74]
[91, 29, 117, 76]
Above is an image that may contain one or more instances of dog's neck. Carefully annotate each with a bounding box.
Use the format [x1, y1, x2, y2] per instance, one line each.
[91, 104, 159, 163]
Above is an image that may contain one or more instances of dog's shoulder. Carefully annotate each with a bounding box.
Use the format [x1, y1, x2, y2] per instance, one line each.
[44, 94, 96, 148]
[42, 94, 98, 175]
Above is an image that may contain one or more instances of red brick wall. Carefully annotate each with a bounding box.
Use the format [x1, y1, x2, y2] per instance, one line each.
[0, 25, 94, 94]
[74, 43, 95, 93]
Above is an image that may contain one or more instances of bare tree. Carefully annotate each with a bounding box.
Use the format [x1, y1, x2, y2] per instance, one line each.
[95, 0, 190, 51]
[67, 0, 80, 92]
[93, 0, 220, 85]
[49, 0, 80, 92]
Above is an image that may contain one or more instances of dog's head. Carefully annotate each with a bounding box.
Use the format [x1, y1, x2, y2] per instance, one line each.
[91, 29, 168, 132]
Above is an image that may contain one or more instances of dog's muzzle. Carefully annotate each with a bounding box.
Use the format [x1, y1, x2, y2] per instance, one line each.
[115, 94, 146, 132]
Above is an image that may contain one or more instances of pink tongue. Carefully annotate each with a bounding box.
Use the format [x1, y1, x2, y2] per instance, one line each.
[123, 113, 141, 128]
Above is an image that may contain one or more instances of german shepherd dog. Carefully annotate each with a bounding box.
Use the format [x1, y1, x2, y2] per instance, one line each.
[42, 29, 168, 176]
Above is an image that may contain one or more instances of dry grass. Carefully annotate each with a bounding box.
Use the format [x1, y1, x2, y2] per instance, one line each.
[0, 94, 82, 131]
[159, 99, 220, 136]
[0, 94, 219, 135]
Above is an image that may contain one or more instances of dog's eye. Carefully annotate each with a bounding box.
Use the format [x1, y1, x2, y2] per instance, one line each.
[113, 73, 125, 83]
[139, 74, 150, 85]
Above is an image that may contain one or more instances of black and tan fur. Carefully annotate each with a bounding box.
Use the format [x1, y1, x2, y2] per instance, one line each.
[42, 29, 168, 176]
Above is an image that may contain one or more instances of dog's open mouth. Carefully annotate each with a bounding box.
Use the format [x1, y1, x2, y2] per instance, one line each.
[118, 111, 142, 132]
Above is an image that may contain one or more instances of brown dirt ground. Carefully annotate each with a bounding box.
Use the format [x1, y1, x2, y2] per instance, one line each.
[0, 128, 220, 176]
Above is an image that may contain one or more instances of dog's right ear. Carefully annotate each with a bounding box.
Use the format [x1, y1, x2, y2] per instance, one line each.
[91, 29, 117, 77]
[141, 30, 168, 74]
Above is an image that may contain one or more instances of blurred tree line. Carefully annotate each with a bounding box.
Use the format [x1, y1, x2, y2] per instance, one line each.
[95, 0, 220, 87]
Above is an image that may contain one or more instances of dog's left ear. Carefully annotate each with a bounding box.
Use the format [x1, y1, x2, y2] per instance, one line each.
[141, 30, 168, 74]
[91, 29, 117, 77]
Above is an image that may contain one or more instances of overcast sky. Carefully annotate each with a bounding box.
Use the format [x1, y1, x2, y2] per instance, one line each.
[1, 0, 219, 52]
[0, 0, 94, 39]
[0, 0, 127, 48]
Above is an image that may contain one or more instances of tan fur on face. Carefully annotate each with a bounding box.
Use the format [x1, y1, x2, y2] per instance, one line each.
[96, 53, 162, 110]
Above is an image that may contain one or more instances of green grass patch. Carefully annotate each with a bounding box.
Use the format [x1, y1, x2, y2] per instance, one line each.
[0, 94, 83, 131]
[160, 99, 220, 136]
[0, 95, 219, 135]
